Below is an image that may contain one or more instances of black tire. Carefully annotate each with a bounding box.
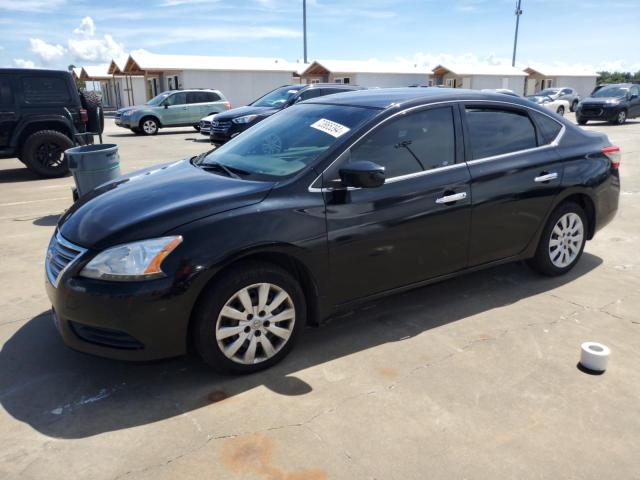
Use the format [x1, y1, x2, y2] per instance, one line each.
[556, 105, 565, 116]
[571, 100, 579, 112]
[21, 130, 72, 178]
[139, 116, 159, 135]
[527, 201, 587, 276]
[610, 110, 627, 125]
[577, 116, 588, 125]
[193, 125, 201, 131]
[193, 261, 306, 374]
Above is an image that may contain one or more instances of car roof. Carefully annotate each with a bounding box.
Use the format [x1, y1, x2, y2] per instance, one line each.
[306, 87, 533, 109]
[302, 83, 362, 90]
[0, 68, 71, 76]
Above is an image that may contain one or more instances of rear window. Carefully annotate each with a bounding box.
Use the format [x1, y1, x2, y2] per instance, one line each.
[21, 76, 71, 104]
[465, 107, 537, 159]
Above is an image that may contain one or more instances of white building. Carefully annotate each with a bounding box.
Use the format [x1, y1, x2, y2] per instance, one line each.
[432, 64, 528, 95]
[524, 66, 598, 97]
[119, 52, 303, 106]
[300, 59, 431, 87]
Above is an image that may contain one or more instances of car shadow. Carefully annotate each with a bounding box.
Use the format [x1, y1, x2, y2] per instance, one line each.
[107, 130, 198, 138]
[32, 214, 60, 227]
[0, 254, 602, 439]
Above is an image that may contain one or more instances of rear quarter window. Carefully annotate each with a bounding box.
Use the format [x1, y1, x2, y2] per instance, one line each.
[21, 76, 71, 104]
[530, 110, 563, 144]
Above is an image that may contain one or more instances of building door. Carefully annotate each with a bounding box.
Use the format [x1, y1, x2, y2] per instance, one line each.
[526, 78, 536, 95]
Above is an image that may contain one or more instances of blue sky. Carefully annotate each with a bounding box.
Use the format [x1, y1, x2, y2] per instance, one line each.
[1, 0, 638, 72]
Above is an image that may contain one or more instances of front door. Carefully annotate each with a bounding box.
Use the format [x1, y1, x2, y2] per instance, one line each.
[462, 103, 565, 266]
[0, 75, 17, 148]
[323, 105, 472, 304]
[162, 91, 188, 126]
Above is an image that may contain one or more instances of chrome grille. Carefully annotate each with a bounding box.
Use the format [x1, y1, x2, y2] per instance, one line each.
[210, 120, 231, 132]
[46, 232, 86, 287]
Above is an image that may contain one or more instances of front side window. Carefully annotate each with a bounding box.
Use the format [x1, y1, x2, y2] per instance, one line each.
[22, 76, 70, 104]
[201, 103, 376, 180]
[166, 92, 186, 106]
[465, 107, 537, 159]
[349, 107, 456, 178]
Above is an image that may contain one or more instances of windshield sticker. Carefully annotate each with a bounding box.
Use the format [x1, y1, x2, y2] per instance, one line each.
[310, 118, 351, 138]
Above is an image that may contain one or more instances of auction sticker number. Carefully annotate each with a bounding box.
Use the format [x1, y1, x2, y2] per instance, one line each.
[310, 118, 351, 138]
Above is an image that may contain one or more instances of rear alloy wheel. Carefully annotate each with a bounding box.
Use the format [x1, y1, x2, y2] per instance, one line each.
[140, 117, 159, 135]
[193, 262, 305, 374]
[556, 105, 565, 116]
[528, 202, 587, 276]
[611, 110, 627, 125]
[21, 130, 72, 178]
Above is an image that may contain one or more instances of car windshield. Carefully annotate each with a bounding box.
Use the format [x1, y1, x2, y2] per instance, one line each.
[146, 92, 172, 106]
[592, 86, 629, 98]
[539, 89, 560, 96]
[251, 86, 302, 108]
[200, 103, 377, 180]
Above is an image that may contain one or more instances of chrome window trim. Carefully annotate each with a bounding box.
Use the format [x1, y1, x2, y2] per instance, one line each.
[307, 98, 566, 193]
[46, 231, 87, 288]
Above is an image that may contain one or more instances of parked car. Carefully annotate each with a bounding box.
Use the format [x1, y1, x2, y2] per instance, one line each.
[526, 95, 570, 116]
[481, 88, 519, 97]
[197, 113, 215, 137]
[0, 68, 93, 177]
[46, 88, 620, 373]
[536, 87, 581, 112]
[576, 83, 640, 125]
[209, 83, 363, 144]
[114, 89, 230, 135]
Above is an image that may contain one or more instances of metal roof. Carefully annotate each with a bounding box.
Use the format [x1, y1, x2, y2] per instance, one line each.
[432, 63, 527, 77]
[524, 65, 599, 77]
[80, 65, 112, 80]
[302, 59, 432, 76]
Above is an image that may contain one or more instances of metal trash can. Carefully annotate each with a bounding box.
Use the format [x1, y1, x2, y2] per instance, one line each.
[65, 144, 121, 198]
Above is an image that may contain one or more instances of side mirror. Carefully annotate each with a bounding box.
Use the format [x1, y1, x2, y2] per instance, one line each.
[164, 104, 169, 109]
[339, 161, 385, 188]
[630, 94, 639, 100]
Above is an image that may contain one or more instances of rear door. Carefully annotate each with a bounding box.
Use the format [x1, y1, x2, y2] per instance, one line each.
[323, 105, 472, 303]
[0, 74, 17, 148]
[462, 103, 565, 266]
[629, 86, 640, 117]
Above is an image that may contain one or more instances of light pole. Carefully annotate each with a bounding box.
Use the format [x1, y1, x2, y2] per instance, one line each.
[512, 0, 523, 67]
[303, 0, 308, 64]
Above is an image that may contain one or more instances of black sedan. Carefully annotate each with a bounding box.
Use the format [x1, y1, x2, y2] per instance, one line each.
[46, 88, 621, 374]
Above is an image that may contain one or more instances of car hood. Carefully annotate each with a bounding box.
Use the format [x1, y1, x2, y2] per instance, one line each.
[213, 105, 279, 121]
[117, 106, 141, 114]
[58, 159, 274, 250]
[582, 97, 624, 105]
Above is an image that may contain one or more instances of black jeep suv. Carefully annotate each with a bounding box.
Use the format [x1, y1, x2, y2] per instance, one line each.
[0, 68, 94, 178]
[576, 83, 640, 125]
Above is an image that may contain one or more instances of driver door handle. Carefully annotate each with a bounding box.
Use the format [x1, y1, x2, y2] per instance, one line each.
[436, 192, 467, 204]
[534, 172, 558, 183]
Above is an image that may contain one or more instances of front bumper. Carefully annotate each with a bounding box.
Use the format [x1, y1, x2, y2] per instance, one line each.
[209, 122, 250, 144]
[45, 256, 205, 361]
[114, 115, 135, 128]
[576, 105, 621, 121]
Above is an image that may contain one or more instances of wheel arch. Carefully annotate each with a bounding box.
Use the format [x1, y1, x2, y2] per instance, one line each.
[12, 119, 73, 150]
[139, 115, 162, 128]
[186, 246, 323, 351]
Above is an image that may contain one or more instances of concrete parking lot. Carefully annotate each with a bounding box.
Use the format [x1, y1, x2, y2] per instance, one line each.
[1, 114, 639, 479]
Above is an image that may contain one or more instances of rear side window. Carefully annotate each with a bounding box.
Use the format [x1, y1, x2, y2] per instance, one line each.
[531, 111, 562, 144]
[350, 106, 456, 178]
[0, 77, 13, 105]
[298, 89, 322, 101]
[166, 92, 187, 105]
[22, 76, 70, 104]
[464, 107, 537, 159]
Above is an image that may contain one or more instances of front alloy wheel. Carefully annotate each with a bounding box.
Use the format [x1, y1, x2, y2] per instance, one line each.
[141, 118, 159, 135]
[614, 110, 627, 125]
[216, 283, 295, 365]
[193, 261, 306, 373]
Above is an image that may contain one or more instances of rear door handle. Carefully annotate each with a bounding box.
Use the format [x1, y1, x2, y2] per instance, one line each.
[436, 192, 467, 204]
[534, 172, 558, 183]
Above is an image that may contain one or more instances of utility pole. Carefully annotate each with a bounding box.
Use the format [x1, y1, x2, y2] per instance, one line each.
[512, 0, 523, 67]
[303, 0, 308, 64]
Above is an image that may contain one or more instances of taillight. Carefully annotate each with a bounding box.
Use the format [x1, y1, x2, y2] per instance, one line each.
[79, 108, 88, 123]
[602, 145, 621, 169]
[224, 101, 231, 110]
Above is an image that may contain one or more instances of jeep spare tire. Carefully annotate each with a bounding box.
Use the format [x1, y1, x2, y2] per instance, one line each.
[22, 130, 72, 178]
[80, 90, 105, 135]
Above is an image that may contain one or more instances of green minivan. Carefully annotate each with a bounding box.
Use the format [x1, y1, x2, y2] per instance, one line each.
[115, 89, 230, 135]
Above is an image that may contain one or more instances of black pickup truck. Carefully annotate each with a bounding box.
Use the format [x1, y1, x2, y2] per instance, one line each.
[0, 68, 102, 178]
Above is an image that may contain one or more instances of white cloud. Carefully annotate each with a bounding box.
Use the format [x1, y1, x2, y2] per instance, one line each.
[13, 58, 36, 68]
[73, 16, 96, 38]
[29, 38, 66, 63]
[159, 0, 212, 5]
[67, 16, 126, 62]
[0, 0, 65, 12]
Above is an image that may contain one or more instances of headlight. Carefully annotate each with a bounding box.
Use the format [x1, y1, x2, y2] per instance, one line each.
[605, 98, 620, 104]
[232, 114, 259, 124]
[80, 236, 182, 281]
[123, 110, 132, 117]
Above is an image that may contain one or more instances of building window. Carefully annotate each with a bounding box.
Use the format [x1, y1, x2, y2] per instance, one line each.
[310, 78, 320, 84]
